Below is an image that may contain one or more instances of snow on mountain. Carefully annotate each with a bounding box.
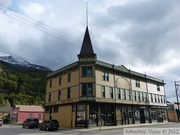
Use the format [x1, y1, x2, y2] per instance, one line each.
[0, 55, 30, 65]
[0, 55, 51, 71]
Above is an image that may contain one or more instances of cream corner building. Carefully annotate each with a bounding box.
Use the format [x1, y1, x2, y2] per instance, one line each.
[45, 27, 168, 128]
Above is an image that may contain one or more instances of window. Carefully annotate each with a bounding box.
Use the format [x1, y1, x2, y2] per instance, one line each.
[144, 93, 147, 102]
[53, 106, 58, 113]
[141, 92, 144, 101]
[101, 86, 105, 98]
[122, 89, 126, 100]
[67, 88, 71, 99]
[128, 90, 132, 100]
[109, 87, 113, 98]
[133, 91, 136, 101]
[68, 73, 71, 82]
[157, 95, 160, 103]
[154, 94, 157, 102]
[38, 114, 41, 120]
[28, 114, 32, 118]
[49, 79, 52, 88]
[161, 95, 163, 103]
[102, 71, 109, 81]
[59, 75, 61, 85]
[58, 90, 61, 101]
[45, 107, 50, 113]
[135, 80, 140, 87]
[164, 97, 166, 103]
[117, 88, 121, 99]
[82, 66, 92, 77]
[137, 91, 140, 101]
[157, 85, 160, 91]
[48, 93, 51, 102]
[82, 83, 93, 96]
[150, 93, 153, 102]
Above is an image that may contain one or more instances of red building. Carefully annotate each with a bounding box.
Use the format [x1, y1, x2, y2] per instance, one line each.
[11, 105, 44, 123]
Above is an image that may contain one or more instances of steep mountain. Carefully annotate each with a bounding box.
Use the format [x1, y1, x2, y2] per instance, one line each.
[0, 55, 51, 71]
[0, 56, 51, 107]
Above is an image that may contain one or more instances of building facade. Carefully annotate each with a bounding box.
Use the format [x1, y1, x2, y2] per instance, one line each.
[11, 105, 44, 123]
[45, 27, 168, 128]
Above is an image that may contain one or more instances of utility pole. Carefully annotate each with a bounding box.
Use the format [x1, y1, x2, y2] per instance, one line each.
[175, 81, 180, 122]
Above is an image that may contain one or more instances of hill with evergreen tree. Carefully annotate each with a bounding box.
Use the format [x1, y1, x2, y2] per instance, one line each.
[0, 61, 50, 107]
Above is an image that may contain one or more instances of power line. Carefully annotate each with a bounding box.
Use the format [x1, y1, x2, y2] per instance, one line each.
[0, 3, 126, 61]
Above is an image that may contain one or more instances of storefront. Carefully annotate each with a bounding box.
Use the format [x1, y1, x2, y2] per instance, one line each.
[72, 103, 168, 128]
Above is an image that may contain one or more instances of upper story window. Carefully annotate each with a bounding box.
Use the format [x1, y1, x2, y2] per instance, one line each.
[48, 93, 51, 102]
[58, 90, 61, 101]
[157, 84, 160, 91]
[157, 95, 160, 103]
[117, 88, 121, 99]
[82, 66, 92, 77]
[144, 93, 147, 102]
[135, 80, 140, 87]
[150, 93, 153, 102]
[59, 75, 61, 85]
[122, 89, 126, 100]
[154, 94, 157, 102]
[67, 88, 71, 99]
[133, 91, 136, 101]
[101, 86, 105, 98]
[82, 83, 93, 97]
[109, 87, 113, 98]
[137, 91, 140, 101]
[141, 92, 144, 101]
[49, 79, 52, 88]
[68, 73, 71, 82]
[128, 90, 132, 100]
[160, 95, 163, 103]
[102, 71, 109, 81]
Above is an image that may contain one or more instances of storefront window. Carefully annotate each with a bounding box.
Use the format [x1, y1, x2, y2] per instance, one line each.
[150, 108, 157, 121]
[76, 105, 86, 126]
[89, 105, 98, 125]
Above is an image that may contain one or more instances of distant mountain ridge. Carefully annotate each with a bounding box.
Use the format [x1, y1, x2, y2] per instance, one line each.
[0, 55, 51, 71]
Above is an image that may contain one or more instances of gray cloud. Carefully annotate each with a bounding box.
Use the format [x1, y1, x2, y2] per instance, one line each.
[0, 0, 180, 102]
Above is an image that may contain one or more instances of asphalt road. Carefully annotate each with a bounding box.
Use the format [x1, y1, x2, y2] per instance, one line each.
[0, 122, 180, 135]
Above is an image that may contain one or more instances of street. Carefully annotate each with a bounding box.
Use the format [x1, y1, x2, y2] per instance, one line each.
[0, 122, 180, 135]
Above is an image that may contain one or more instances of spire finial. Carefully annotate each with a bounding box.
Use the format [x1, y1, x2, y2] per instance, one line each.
[86, 2, 88, 27]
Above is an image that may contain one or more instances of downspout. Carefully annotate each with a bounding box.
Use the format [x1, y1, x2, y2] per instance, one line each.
[145, 74, 151, 123]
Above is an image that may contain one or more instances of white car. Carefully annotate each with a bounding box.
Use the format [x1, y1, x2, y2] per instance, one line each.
[0, 119, 3, 126]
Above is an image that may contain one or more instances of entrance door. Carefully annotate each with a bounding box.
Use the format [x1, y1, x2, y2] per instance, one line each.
[140, 109, 145, 123]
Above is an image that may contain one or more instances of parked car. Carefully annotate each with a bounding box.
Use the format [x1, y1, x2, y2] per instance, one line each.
[39, 119, 59, 131]
[0, 119, 3, 126]
[22, 118, 39, 128]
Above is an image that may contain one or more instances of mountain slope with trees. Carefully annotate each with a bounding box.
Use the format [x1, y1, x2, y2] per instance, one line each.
[0, 61, 50, 107]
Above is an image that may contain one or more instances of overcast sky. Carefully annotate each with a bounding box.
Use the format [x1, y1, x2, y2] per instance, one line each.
[0, 0, 180, 102]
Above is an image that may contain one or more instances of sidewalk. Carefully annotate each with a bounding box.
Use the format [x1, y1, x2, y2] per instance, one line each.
[59, 122, 176, 132]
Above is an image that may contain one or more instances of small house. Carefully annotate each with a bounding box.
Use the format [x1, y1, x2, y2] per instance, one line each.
[11, 105, 44, 124]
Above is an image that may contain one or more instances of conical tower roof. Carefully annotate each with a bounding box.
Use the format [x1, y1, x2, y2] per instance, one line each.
[78, 27, 96, 57]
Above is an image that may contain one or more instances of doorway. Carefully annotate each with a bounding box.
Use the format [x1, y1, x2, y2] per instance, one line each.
[140, 109, 145, 123]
